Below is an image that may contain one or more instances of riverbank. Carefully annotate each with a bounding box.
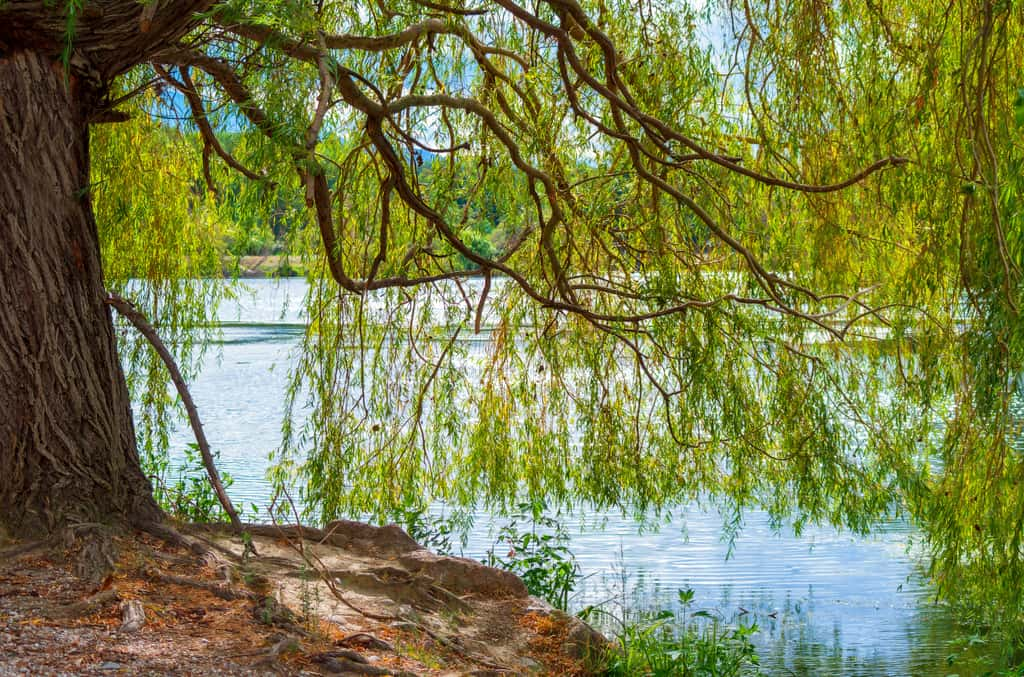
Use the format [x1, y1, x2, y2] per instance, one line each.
[0, 523, 600, 675]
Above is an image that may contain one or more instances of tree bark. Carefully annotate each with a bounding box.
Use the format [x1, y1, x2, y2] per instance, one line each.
[0, 1, 216, 82]
[0, 50, 162, 538]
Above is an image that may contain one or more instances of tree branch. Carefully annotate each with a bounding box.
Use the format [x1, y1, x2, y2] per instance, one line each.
[105, 293, 242, 531]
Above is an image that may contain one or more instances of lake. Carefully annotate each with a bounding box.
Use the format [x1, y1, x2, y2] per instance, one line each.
[147, 278, 994, 675]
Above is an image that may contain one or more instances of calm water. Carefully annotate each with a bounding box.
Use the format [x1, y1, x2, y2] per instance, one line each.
[146, 278, 997, 676]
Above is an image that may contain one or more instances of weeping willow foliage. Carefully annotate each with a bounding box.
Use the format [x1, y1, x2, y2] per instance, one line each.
[87, 0, 1024, 640]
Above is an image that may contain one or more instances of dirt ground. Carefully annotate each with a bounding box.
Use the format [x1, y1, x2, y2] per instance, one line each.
[0, 524, 600, 676]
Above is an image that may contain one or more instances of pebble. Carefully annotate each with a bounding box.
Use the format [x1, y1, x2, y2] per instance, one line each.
[518, 656, 543, 670]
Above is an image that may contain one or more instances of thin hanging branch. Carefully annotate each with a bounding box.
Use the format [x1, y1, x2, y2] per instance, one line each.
[106, 292, 242, 531]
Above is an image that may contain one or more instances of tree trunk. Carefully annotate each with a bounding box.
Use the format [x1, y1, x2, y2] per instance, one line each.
[0, 50, 161, 538]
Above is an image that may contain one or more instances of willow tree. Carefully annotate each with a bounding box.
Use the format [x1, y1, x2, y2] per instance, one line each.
[1, 0, 1021, 638]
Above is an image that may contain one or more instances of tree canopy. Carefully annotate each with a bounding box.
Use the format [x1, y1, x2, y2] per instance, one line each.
[6, 0, 1024, 643]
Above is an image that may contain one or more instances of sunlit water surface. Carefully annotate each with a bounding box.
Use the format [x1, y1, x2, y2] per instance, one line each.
[141, 278, 999, 676]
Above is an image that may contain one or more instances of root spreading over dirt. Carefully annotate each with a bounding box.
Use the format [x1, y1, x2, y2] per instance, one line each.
[0, 522, 604, 676]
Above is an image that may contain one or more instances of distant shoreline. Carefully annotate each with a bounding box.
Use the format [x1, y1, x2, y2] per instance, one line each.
[223, 255, 306, 278]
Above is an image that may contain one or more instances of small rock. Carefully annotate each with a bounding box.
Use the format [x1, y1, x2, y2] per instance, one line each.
[98, 661, 122, 670]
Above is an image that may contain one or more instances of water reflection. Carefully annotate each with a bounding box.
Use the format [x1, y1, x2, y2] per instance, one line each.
[146, 279, 999, 675]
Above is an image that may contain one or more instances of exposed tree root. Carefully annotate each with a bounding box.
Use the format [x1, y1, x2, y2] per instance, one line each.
[0, 537, 51, 560]
[310, 650, 416, 676]
[136, 519, 212, 558]
[54, 588, 120, 619]
[63, 524, 120, 584]
[147, 569, 259, 601]
[337, 632, 395, 652]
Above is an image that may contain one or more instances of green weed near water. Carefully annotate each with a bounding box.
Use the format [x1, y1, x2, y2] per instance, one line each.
[143, 442, 258, 523]
[943, 627, 1024, 677]
[391, 503, 471, 557]
[484, 501, 581, 611]
[583, 588, 760, 677]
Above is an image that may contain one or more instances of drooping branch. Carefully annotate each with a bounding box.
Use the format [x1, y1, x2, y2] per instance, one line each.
[105, 293, 242, 531]
[493, 0, 907, 192]
[153, 0, 904, 336]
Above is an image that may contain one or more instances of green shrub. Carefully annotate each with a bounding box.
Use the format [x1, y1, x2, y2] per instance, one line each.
[484, 501, 581, 611]
[143, 442, 255, 523]
[389, 504, 472, 556]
